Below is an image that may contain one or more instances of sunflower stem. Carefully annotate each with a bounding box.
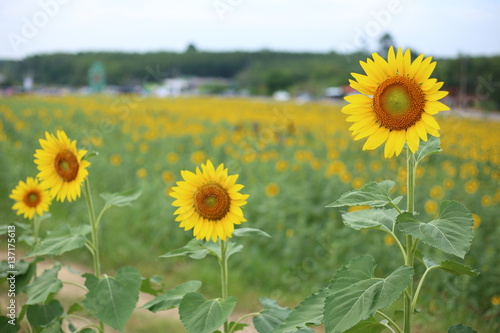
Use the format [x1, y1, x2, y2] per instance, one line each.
[404, 148, 416, 333]
[219, 240, 230, 333]
[33, 214, 41, 246]
[83, 178, 104, 333]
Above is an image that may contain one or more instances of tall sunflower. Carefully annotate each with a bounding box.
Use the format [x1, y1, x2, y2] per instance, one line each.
[343, 47, 450, 158]
[34, 130, 90, 202]
[170, 160, 249, 242]
[10, 177, 51, 219]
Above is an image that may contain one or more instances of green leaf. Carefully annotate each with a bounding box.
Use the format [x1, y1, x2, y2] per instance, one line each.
[204, 241, 244, 261]
[142, 280, 202, 312]
[40, 320, 64, 333]
[414, 135, 441, 165]
[448, 324, 478, 333]
[0, 316, 20, 333]
[397, 200, 474, 258]
[100, 189, 142, 209]
[324, 255, 413, 333]
[227, 321, 248, 332]
[25, 224, 91, 257]
[82, 266, 141, 332]
[27, 300, 63, 327]
[26, 265, 62, 305]
[140, 275, 164, 296]
[253, 298, 291, 333]
[275, 288, 326, 333]
[423, 256, 479, 276]
[327, 180, 402, 208]
[344, 317, 386, 333]
[342, 209, 398, 233]
[67, 303, 84, 315]
[233, 228, 271, 238]
[179, 292, 237, 333]
[160, 239, 209, 259]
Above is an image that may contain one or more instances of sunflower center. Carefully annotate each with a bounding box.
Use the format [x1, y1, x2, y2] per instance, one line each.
[194, 183, 230, 221]
[24, 191, 41, 207]
[373, 76, 425, 130]
[54, 150, 79, 182]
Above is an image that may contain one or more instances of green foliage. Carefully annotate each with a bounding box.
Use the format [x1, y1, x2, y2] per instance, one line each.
[397, 200, 474, 258]
[341, 208, 398, 232]
[448, 324, 478, 333]
[82, 266, 141, 332]
[25, 265, 63, 305]
[178, 293, 237, 333]
[142, 280, 202, 312]
[0, 316, 20, 333]
[422, 257, 479, 277]
[343, 318, 386, 333]
[275, 288, 326, 332]
[414, 136, 442, 166]
[324, 256, 413, 333]
[99, 189, 142, 209]
[253, 298, 292, 333]
[26, 300, 63, 327]
[327, 180, 402, 208]
[25, 224, 91, 257]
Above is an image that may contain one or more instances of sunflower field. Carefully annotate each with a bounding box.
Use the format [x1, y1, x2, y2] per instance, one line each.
[1, 94, 499, 332]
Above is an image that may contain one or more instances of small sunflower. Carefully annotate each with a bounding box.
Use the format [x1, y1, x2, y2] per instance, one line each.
[343, 47, 450, 158]
[34, 130, 90, 202]
[170, 160, 249, 242]
[10, 177, 51, 219]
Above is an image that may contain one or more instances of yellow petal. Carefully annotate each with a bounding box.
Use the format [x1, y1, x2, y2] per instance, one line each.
[421, 112, 440, 130]
[414, 120, 428, 142]
[406, 126, 420, 153]
[344, 94, 372, 105]
[424, 100, 450, 115]
[426, 91, 449, 102]
[349, 79, 375, 95]
[362, 127, 389, 150]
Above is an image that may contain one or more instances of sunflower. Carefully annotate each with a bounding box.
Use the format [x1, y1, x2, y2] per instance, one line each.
[34, 130, 90, 202]
[170, 160, 249, 242]
[343, 47, 450, 158]
[10, 177, 51, 219]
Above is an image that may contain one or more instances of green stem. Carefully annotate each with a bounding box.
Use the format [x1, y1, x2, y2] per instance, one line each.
[411, 267, 435, 311]
[404, 149, 416, 333]
[83, 178, 104, 333]
[62, 281, 89, 292]
[33, 214, 41, 246]
[219, 240, 229, 333]
[376, 310, 402, 333]
[229, 312, 260, 333]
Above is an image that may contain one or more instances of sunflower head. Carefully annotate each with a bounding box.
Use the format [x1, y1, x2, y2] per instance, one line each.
[342, 46, 450, 158]
[34, 130, 91, 202]
[10, 177, 52, 220]
[170, 160, 249, 242]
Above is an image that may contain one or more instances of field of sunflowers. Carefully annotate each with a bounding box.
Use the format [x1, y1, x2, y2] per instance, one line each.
[1, 95, 499, 331]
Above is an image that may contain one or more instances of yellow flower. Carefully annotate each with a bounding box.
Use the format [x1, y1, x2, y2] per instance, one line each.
[465, 179, 479, 194]
[472, 214, 481, 229]
[275, 160, 289, 172]
[425, 200, 438, 214]
[491, 295, 500, 306]
[110, 154, 121, 166]
[137, 168, 147, 178]
[10, 177, 52, 219]
[34, 130, 90, 202]
[191, 150, 206, 165]
[167, 152, 179, 164]
[265, 183, 280, 197]
[481, 195, 492, 207]
[384, 234, 395, 246]
[162, 170, 175, 183]
[429, 185, 444, 199]
[343, 47, 449, 158]
[170, 160, 249, 242]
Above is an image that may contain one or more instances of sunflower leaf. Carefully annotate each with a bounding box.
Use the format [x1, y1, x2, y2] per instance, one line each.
[25, 224, 91, 257]
[100, 189, 142, 209]
[142, 280, 202, 312]
[422, 256, 478, 277]
[274, 288, 326, 333]
[414, 135, 441, 165]
[25, 265, 62, 305]
[397, 200, 474, 258]
[253, 298, 292, 333]
[324, 255, 413, 333]
[344, 318, 386, 333]
[327, 180, 402, 208]
[160, 239, 209, 260]
[26, 300, 63, 328]
[342, 208, 398, 233]
[179, 293, 236, 333]
[448, 324, 478, 333]
[233, 228, 271, 238]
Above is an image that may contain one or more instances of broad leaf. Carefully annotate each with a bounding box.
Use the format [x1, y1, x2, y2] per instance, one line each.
[26, 265, 62, 305]
[0, 316, 20, 333]
[275, 288, 326, 333]
[327, 180, 402, 208]
[160, 239, 209, 259]
[25, 224, 91, 257]
[204, 241, 244, 261]
[140, 275, 164, 296]
[27, 300, 63, 327]
[233, 228, 271, 238]
[253, 298, 291, 333]
[324, 255, 413, 333]
[179, 292, 236, 333]
[397, 201, 474, 258]
[142, 280, 202, 312]
[414, 136, 441, 165]
[100, 189, 142, 208]
[423, 257, 479, 277]
[40, 321, 64, 333]
[448, 324, 478, 333]
[342, 209, 398, 233]
[82, 266, 141, 332]
[344, 317, 386, 333]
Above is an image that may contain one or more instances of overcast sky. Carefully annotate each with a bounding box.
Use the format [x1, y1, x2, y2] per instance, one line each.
[1, 0, 499, 60]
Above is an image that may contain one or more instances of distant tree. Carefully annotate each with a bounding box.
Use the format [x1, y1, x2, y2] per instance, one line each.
[185, 43, 198, 53]
[379, 32, 396, 53]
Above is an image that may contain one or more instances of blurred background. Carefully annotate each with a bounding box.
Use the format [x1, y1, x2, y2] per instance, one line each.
[1, 0, 499, 332]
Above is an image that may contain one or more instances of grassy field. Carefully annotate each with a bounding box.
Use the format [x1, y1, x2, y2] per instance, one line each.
[1, 95, 499, 332]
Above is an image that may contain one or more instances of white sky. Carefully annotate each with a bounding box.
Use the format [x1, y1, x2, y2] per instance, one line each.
[1, 0, 499, 60]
